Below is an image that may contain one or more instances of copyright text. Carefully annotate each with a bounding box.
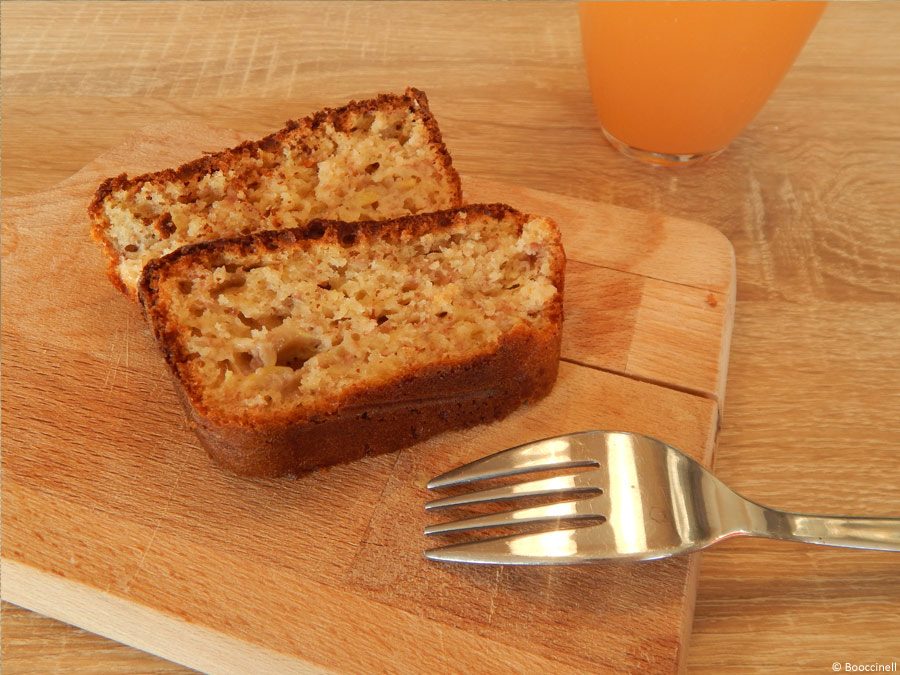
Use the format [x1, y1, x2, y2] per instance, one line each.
[833, 663, 897, 673]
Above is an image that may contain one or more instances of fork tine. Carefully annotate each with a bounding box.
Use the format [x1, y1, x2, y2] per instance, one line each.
[427, 433, 601, 489]
[425, 526, 609, 565]
[424, 496, 604, 536]
[425, 470, 603, 510]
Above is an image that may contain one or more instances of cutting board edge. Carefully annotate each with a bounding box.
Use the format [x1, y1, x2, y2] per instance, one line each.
[1, 558, 328, 675]
[2, 546, 705, 675]
[716, 259, 737, 417]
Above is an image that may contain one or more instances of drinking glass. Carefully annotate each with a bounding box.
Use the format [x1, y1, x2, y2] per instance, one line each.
[579, 2, 826, 166]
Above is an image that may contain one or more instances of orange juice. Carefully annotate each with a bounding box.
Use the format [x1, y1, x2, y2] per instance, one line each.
[579, 2, 825, 162]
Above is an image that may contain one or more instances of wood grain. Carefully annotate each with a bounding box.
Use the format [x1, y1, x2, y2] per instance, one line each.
[1, 116, 733, 673]
[0, 601, 187, 675]
[2, 1, 899, 672]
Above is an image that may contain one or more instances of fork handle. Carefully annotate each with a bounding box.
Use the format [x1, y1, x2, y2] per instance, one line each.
[758, 511, 900, 552]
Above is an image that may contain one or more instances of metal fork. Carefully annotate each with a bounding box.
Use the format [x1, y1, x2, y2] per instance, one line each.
[424, 431, 900, 564]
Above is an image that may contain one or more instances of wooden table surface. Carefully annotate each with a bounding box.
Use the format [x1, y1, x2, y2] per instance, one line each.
[2, 2, 898, 672]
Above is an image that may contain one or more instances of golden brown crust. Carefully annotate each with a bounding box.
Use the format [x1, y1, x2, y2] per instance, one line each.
[89, 87, 463, 299]
[90, 174, 133, 295]
[139, 204, 564, 478]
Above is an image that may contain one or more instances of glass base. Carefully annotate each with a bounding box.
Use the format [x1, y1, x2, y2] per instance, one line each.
[602, 127, 726, 167]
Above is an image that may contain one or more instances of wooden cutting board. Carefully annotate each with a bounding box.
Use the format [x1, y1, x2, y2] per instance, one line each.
[1, 121, 735, 674]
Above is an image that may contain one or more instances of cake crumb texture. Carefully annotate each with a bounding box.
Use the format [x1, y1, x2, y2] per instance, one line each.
[138, 205, 565, 476]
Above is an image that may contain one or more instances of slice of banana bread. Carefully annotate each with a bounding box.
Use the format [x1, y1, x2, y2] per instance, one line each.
[90, 88, 462, 298]
[138, 204, 565, 477]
